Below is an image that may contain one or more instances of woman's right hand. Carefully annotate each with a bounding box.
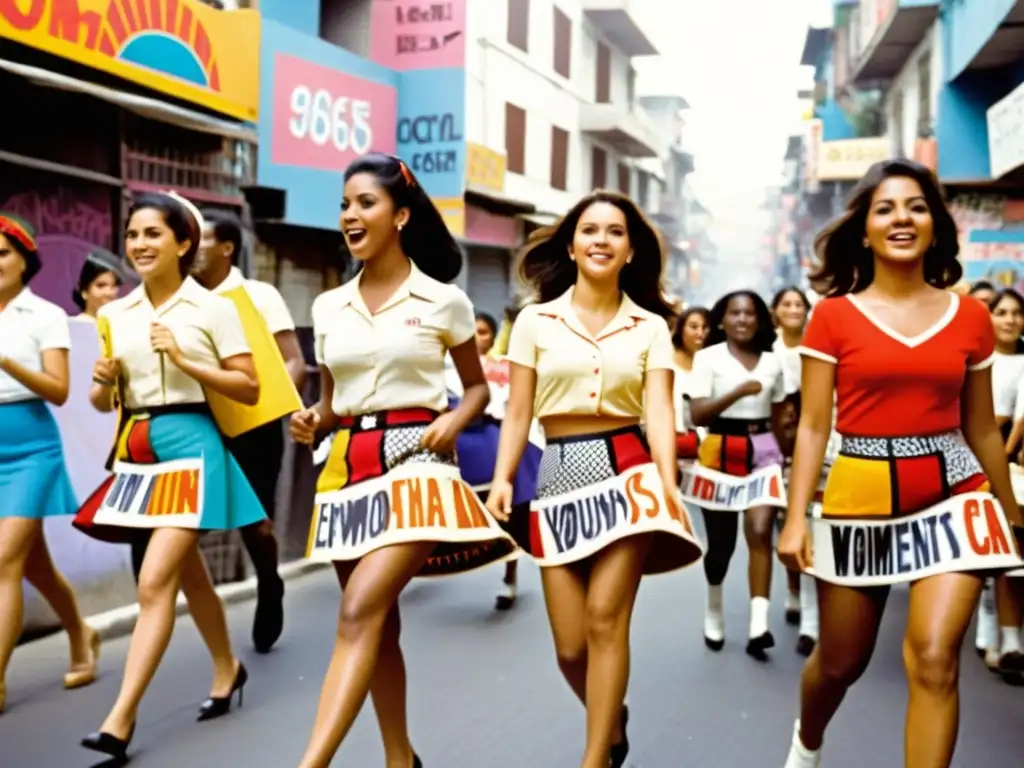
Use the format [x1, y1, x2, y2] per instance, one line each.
[738, 380, 763, 397]
[777, 516, 812, 572]
[485, 480, 514, 522]
[92, 357, 120, 387]
[289, 407, 321, 445]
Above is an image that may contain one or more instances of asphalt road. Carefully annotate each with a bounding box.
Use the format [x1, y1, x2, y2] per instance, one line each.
[3, 532, 1023, 767]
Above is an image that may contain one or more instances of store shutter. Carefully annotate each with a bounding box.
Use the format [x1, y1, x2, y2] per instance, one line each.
[465, 246, 511, 319]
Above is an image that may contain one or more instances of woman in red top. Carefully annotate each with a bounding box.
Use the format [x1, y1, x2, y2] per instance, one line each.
[778, 159, 1024, 768]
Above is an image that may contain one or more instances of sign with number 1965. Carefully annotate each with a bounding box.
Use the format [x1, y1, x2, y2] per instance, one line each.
[271, 53, 397, 171]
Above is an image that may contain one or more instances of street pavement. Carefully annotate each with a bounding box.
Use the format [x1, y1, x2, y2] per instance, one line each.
[3, 532, 1024, 767]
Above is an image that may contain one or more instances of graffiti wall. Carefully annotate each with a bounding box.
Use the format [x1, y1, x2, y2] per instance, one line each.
[950, 193, 1024, 293]
[0, 174, 118, 315]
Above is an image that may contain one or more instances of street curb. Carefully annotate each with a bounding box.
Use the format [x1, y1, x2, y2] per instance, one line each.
[86, 560, 330, 642]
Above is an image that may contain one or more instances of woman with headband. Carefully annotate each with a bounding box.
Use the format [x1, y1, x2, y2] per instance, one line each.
[0, 213, 101, 713]
[74, 192, 266, 761]
[71, 248, 124, 323]
[289, 154, 514, 768]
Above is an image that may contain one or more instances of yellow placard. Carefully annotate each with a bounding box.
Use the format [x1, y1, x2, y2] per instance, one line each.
[96, 315, 127, 471]
[466, 143, 507, 193]
[205, 287, 303, 438]
[434, 196, 466, 238]
[0, 0, 260, 122]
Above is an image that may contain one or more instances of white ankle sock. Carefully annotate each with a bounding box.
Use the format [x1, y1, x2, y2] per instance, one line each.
[1000, 626, 1022, 655]
[749, 596, 770, 638]
[976, 581, 998, 650]
[783, 720, 821, 768]
[785, 591, 800, 611]
[705, 584, 724, 641]
[798, 574, 819, 638]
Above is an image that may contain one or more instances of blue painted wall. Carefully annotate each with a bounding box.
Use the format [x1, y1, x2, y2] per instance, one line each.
[259, 0, 321, 36]
[258, 20, 399, 230]
[396, 69, 467, 201]
[941, 0, 1016, 82]
[817, 101, 857, 141]
[937, 60, 1024, 181]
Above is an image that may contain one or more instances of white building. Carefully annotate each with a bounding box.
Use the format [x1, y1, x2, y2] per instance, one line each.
[465, 0, 667, 219]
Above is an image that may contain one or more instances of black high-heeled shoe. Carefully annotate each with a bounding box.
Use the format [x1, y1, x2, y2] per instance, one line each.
[81, 723, 135, 761]
[610, 705, 629, 768]
[197, 662, 248, 722]
[413, 755, 423, 768]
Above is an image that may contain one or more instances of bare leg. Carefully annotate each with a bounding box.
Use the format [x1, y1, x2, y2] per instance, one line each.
[540, 563, 589, 704]
[296, 541, 435, 768]
[179, 543, 240, 696]
[579, 535, 650, 768]
[0, 518, 40, 705]
[903, 573, 982, 768]
[797, 581, 889, 751]
[98, 528, 201, 739]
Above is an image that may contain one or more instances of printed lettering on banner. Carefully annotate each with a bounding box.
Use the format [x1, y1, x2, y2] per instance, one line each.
[308, 464, 512, 562]
[810, 493, 1024, 587]
[271, 53, 397, 171]
[90, 459, 204, 529]
[370, 0, 467, 70]
[531, 463, 702, 568]
[678, 464, 787, 511]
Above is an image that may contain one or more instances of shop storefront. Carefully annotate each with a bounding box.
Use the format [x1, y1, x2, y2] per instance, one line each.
[0, 0, 262, 625]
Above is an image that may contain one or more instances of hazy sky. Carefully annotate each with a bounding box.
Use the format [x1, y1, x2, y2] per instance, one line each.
[634, 0, 831, 231]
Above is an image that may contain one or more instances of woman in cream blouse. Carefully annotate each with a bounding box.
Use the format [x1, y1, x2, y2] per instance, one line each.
[288, 154, 512, 768]
[75, 192, 266, 761]
[0, 213, 100, 713]
[487, 190, 701, 768]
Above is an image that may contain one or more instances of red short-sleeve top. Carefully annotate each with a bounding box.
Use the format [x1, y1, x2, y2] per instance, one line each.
[799, 293, 995, 437]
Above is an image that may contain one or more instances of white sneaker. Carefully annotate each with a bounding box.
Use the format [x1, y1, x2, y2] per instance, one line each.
[704, 610, 725, 650]
[783, 720, 821, 768]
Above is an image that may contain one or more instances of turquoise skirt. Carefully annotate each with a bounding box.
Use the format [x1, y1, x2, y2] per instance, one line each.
[0, 399, 77, 519]
[74, 409, 266, 543]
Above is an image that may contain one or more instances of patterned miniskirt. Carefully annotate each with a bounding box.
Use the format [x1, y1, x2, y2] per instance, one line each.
[821, 429, 988, 519]
[698, 417, 783, 477]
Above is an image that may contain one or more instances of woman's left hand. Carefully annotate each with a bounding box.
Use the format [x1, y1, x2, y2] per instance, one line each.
[664, 483, 694, 536]
[150, 322, 183, 364]
[420, 411, 461, 454]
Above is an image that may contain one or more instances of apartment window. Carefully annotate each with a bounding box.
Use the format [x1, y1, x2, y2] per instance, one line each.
[596, 42, 611, 103]
[627, 67, 636, 107]
[618, 163, 630, 194]
[591, 146, 607, 189]
[637, 171, 650, 209]
[550, 126, 569, 190]
[553, 6, 572, 79]
[508, 0, 530, 53]
[917, 51, 932, 137]
[505, 103, 527, 174]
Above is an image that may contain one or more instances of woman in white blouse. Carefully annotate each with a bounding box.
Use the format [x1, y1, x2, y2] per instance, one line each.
[770, 286, 819, 656]
[976, 289, 1024, 676]
[671, 306, 709, 463]
[689, 290, 788, 659]
[75, 193, 266, 761]
[0, 213, 100, 713]
[70, 248, 124, 323]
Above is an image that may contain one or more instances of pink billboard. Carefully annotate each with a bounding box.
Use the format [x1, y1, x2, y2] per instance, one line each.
[370, 0, 466, 71]
[271, 53, 398, 172]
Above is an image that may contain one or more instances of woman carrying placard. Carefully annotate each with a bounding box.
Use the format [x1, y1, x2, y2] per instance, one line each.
[688, 291, 789, 660]
[288, 154, 514, 768]
[74, 192, 266, 761]
[778, 159, 1024, 768]
[486, 190, 702, 768]
[0, 213, 100, 713]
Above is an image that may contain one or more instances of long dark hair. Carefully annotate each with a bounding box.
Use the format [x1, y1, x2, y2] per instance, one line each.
[672, 306, 710, 351]
[343, 153, 462, 283]
[515, 189, 676, 318]
[126, 193, 202, 278]
[989, 289, 1024, 354]
[811, 159, 961, 296]
[705, 291, 776, 353]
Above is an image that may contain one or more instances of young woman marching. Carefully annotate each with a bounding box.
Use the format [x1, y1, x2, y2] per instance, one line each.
[448, 310, 543, 611]
[486, 190, 702, 768]
[688, 291, 788, 659]
[288, 154, 514, 768]
[778, 159, 1024, 768]
[0, 214, 100, 713]
[71, 248, 124, 323]
[975, 289, 1024, 675]
[74, 193, 266, 760]
[771, 286, 819, 655]
[671, 306, 709, 466]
